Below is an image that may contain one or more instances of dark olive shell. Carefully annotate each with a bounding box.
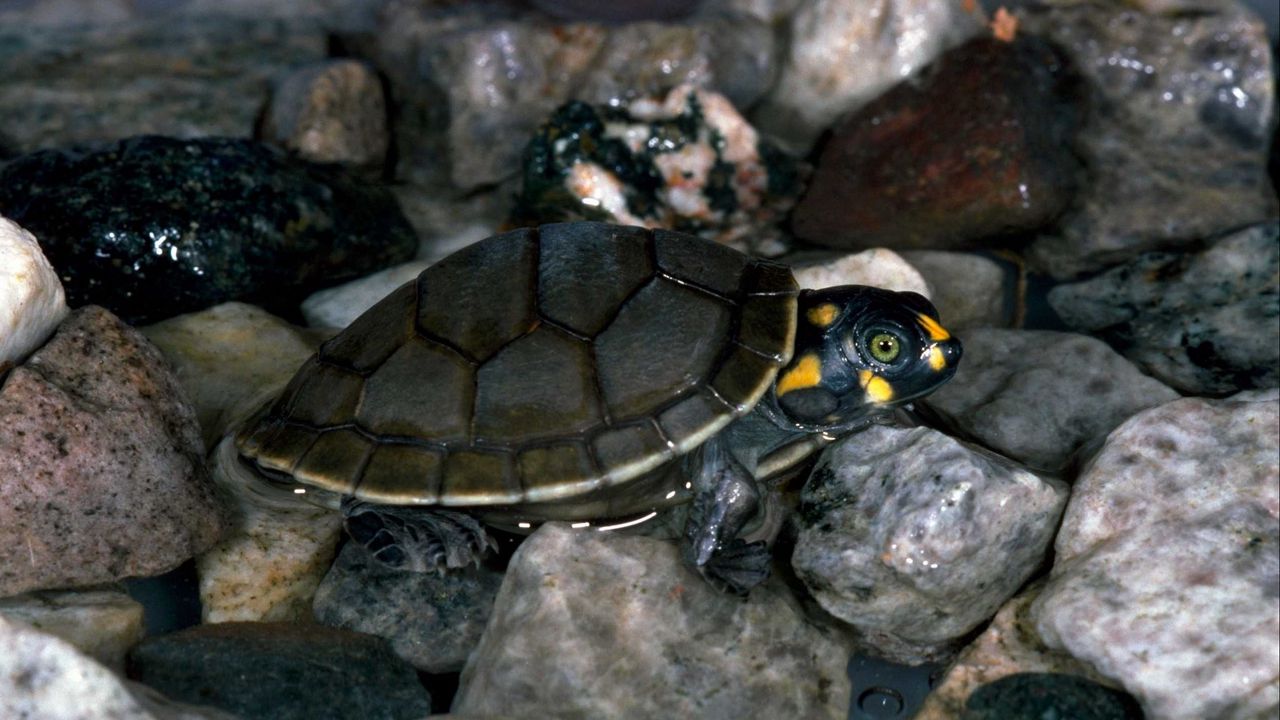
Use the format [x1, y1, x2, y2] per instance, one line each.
[235, 222, 797, 506]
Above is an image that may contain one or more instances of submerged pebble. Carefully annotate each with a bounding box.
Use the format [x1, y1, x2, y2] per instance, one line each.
[0, 586, 144, 673]
[260, 59, 389, 171]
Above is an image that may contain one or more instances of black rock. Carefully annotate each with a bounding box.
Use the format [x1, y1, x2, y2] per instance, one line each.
[125, 622, 432, 720]
[0, 136, 417, 324]
[963, 673, 1143, 720]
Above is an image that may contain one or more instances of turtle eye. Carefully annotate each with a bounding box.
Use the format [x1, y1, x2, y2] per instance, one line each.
[867, 332, 902, 364]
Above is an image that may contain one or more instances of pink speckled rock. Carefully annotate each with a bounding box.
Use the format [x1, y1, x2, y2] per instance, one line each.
[0, 306, 227, 597]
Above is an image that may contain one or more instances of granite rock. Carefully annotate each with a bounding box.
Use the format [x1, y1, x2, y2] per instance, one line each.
[261, 59, 389, 171]
[791, 425, 1067, 664]
[0, 135, 417, 324]
[899, 251, 1009, 329]
[0, 215, 67, 370]
[0, 306, 226, 597]
[313, 540, 504, 674]
[0, 586, 144, 673]
[1048, 223, 1280, 396]
[127, 622, 433, 720]
[925, 328, 1180, 473]
[790, 36, 1081, 251]
[789, 248, 932, 297]
[752, 0, 985, 151]
[0, 615, 237, 720]
[1021, 0, 1278, 278]
[454, 523, 852, 719]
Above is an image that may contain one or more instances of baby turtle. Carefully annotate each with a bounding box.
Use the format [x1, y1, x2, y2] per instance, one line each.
[227, 222, 962, 593]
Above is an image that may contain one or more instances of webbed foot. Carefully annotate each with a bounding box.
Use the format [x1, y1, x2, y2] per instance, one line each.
[697, 538, 772, 595]
[342, 499, 497, 572]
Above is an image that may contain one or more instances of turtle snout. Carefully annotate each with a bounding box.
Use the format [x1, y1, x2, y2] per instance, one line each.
[941, 337, 962, 368]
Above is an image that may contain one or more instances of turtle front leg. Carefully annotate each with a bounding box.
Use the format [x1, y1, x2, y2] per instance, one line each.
[682, 446, 774, 595]
[341, 498, 497, 572]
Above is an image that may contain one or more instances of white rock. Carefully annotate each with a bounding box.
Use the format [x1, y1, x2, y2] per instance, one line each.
[301, 261, 428, 329]
[899, 250, 1007, 329]
[0, 587, 144, 673]
[790, 247, 932, 297]
[0, 216, 68, 370]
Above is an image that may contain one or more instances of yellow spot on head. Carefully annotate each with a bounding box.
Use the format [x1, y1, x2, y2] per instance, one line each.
[858, 369, 895, 404]
[928, 345, 947, 372]
[776, 354, 822, 397]
[917, 313, 951, 342]
[806, 303, 839, 328]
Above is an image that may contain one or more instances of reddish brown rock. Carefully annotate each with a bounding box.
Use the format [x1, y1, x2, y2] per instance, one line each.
[0, 306, 227, 597]
[791, 36, 1080, 250]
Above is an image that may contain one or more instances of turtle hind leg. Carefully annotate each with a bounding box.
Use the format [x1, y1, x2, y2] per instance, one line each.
[681, 448, 774, 595]
[341, 499, 497, 573]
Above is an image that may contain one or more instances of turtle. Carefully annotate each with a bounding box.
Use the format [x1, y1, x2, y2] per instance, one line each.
[224, 221, 962, 593]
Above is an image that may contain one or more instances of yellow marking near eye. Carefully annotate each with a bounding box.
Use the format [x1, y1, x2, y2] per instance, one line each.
[776, 354, 822, 397]
[928, 345, 947, 371]
[917, 313, 951, 341]
[806, 303, 839, 327]
[858, 369, 895, 403]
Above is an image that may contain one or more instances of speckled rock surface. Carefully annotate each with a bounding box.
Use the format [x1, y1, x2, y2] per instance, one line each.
[313, 541, 504, 674]
[925, 329, 1180, 473]
[752, 0, 984, 151]
[900, 250, 1009, 329]
[127, 622, 433, 720]
[1031, 390, 1280, 720]
[1048, 223, 1279, 396]
[0, 614, 237, 720]
[0, 586, 144, 673]
[0, 215, 67, 369]
[789, 248, 931, 296]
[141, 302, 322, 449]
[0, 306, 226, 597]
[0, 136, 417, 324]
[791, 36, 1081, 250]
[261, 59, 388, 170]
[1021, 0, 1278, 278]
[791, 425, 1067, 664]
[454, 523, 852, 720]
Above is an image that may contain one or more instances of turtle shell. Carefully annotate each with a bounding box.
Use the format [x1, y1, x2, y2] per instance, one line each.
[235, 222, 797, 506]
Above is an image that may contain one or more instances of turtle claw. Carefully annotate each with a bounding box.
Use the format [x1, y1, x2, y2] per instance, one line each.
[342, 499, 495, 573]
[697, 538, 772, 595]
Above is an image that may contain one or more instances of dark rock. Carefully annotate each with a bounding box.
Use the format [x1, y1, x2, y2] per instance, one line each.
[0, 306, 227, 597]
[313, 540, 504, 674]
[126, 622, 432, 720]
[962, 673, 1142, 720]
[0, 136, 417, 324]
[791, 36, 1081, 251]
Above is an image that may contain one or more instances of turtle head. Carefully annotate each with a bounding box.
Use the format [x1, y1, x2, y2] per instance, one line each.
[770, 286, 962, 431]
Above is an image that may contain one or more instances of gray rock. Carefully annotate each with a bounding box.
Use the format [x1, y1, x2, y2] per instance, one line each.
[1021, 0, 1278, 278]
[1048, 223, 1280, 396]
[791, 425, 1067, 664]
[261, 59, 389, 171]
[0, 586, 144, 674]
[899, 251, 1009, 329]
[925, 328, 1180, 473]
[1031, 390, 1279, 719]
[127, 622, 432, 720]
[454, 523, 852, 719]
[313, 541, 504, 674]
[0, 306, 227, 597]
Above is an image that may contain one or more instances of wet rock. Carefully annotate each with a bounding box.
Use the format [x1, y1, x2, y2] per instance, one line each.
[0, 615, 237, 720]
[1020, 0, 1278, 278]
[0, 17, 325, 154]
[511, 85, 804, 254]
[1031, 390, 1279, 719]
[0, 586, 144, 673]
[752, 0, 985, 151]
[925, 329, 1179, 473]
[127, 622, 432, 720]
[199, 438, 343, 624]
[791, 425, 1067, 665]
[141, 302, 322, 450]
[915, 585, 1120, 720]
[0, 215, 67, 369]
[261, 59, 389, 171]
[789, 248, 932, 297]
[1048, 223, 1280, 396]
[962, 672, 1143, 720]
[899, 251, 1009, 329]
[791, 36, 1081, 251]
[0, 306, 226, 597]
[454, 523, 852, 719]
[0, 136, 417, 324]
[313, 540, 504, 674]
[352, 3, 775, 190]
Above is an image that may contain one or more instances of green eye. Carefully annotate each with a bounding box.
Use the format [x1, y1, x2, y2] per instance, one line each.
[868, 333, 901, 363]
